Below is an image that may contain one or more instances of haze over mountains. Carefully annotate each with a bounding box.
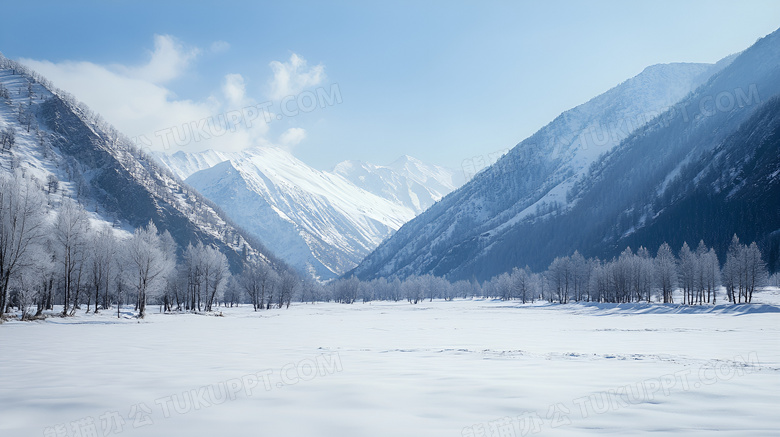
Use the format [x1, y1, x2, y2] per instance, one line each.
[352, 29, 780, 281]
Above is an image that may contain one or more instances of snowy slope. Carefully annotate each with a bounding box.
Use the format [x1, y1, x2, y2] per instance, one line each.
[0, 56, 281, 271]
[162, 148, 416, 279]
[352, 59, 737, 281]
[333, 155, 463, 214]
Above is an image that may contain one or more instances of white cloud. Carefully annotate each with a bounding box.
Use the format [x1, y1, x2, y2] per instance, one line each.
[20, 56, 217, 151]
[222, 73, 246, 106]
[278, 127, 307, 150]
[116, 34, 199, 84]
[268, 53, 325, 100]
[18, 38, 325, 155]
[19, 36, 267, 153]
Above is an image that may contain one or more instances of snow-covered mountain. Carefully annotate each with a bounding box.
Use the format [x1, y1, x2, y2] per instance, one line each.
[152, 149, 232, 181]
[352, 54, 752, 281]
[333, 155, 463, 214]
[156, 148, 457, 279]
[0, 55, 281, 272]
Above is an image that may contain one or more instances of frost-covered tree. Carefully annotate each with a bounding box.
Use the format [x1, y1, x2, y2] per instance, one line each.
[655, 242, 677, 303]
[547, 256, 572, 303]
[721, 235, 767, 304]
[202, 245, 229, 312]
[87, 225, 118, 313]
[33, 240, 57, 316]
[238, 262, 263, 311]
[692, 241, 720, 304]
[511, 266, 532, 303]
[402, 275, 422, 304]
[723, 235, 741, 303]
[0, 127, 15, 153]
[770, 272, 780, 287]
[45, 174, 59, 195]
[183, 242, 227, 312]
[744, 242, 768, 303]
[635, 247, 655, 303]
[125, 221, 174, 318]
[334, 276, 360, 304]
[158, 230, 180, 312]
[0, 172, 48, 314]
[571, 251, 590, 302]
[183, 243, 204, 310]
[495, 271, 513, 300]
[53, 198, 91, 316]
[278, 270, 298, 309]
[678, 242, 696, 305]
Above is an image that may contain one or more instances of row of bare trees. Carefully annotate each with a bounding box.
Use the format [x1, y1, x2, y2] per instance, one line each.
[0, 171, 299, 320]
[327, 239, 770, 306]
[540, 242, 726, 304]
[1, 170, 772, 318]
[493, 238, 766, 304]
[0, 171, 180, 319]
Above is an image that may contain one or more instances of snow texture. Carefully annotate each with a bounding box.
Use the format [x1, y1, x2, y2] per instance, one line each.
[1, 289, 779, 436]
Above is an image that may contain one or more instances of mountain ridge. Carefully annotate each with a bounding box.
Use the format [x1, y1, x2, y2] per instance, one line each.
[0, 55, 284, 273]
[156, 147, 459, 279]
[350, 55, 754, 281]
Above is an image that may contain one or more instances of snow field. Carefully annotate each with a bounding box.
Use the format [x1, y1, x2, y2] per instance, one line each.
[1, 294, 779, 436]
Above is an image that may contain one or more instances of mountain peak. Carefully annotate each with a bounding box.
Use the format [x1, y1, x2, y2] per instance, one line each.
[389, 154, 422, 168]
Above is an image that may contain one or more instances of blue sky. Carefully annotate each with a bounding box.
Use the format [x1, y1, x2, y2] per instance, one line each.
[2, 1, 779, 170]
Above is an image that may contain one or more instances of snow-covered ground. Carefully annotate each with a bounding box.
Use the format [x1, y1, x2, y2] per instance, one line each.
[1, 290, 779, 436]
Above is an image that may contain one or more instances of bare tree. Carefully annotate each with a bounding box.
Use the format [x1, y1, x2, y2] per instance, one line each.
[744, 242, 768, 303]
[34, 241, 57, 316]
[203, 246, 229, 312]
[695, 242, 720, 304]
[0, 173, 48, 314]
[252, 262, 278, 310]
[125, 221, 174, 318]
[511, 266, 532, 303]
[158, 230, 179, 312]
[46, 174, 59, 195]
[769, 272, 780, 288]
[547, 256, 572, 303]
[278, 270, 298, 309]
[571, 251, 590, 302]
[655, 242, 677, 304]
[723, 235, 741, 303]
[401, 275, 421, 304]
[184, 243, 204, 311]
[336, 276, 360, 304]
[635, 247, 655, 303]
[182, 242, 226, 312]
[678, 242, 696, 305]
[52, 198, 90, 316]
[0, 127, 16, 153]
[238, 264, 260, 310]
[87, 225, 118, 313]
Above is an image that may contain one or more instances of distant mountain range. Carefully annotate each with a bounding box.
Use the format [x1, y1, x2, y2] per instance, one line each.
[154, 148, 462, 279]
[333, 155, 464, 215]
[8, 27, 778, 287]
[352, 29, 780, 281]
